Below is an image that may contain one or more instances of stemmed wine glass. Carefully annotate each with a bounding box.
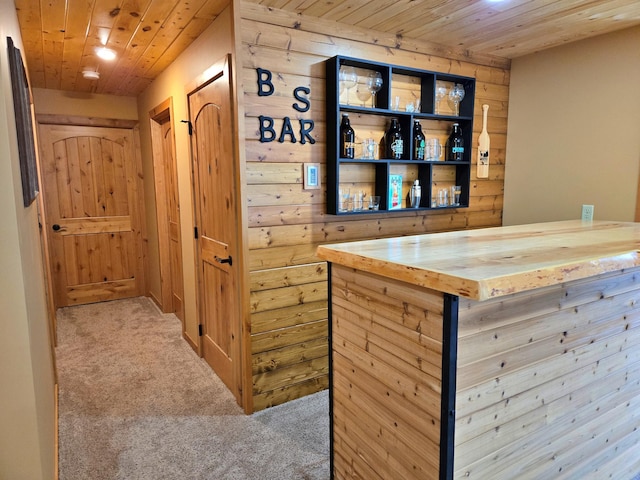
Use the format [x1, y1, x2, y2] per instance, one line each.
[447, 83, 465, 116]
[366, 71, 383, 108]
[355, 79, 371, 107]
[339, 66, 358, 105]
[435, 82, 448, 114]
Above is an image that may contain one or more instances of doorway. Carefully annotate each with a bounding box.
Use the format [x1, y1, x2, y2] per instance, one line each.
[188, 54, 244, 406]
[150, 99, 185, 324]
[38, 119, 145, 308]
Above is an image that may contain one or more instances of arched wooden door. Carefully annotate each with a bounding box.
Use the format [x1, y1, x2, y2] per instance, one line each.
[188, 55, 242, 404]
[39, 123, 144, 307]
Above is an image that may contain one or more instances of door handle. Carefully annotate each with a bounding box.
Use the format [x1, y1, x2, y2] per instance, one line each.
[215, 255, 232, 266]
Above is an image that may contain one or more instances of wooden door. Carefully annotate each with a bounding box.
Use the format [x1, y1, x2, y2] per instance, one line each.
[188, 55, 242, 403]
[164, 121, 184, 320]
[150, 101, 184, 321]
[39, 123, 144, 307]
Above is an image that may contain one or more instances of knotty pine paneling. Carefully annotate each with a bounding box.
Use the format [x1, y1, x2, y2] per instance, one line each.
[240, 1, 510, 410]
[330, 264, 444, 479]
[454, 269, 640, 479]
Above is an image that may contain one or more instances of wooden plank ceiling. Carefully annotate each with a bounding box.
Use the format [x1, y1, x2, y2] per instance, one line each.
[14, 0, 230, 97]
[14, 0, 640, 96]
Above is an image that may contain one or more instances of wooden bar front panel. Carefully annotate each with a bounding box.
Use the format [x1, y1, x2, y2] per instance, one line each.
[455, 268, 640, 479]
[331, 264, 445, 479]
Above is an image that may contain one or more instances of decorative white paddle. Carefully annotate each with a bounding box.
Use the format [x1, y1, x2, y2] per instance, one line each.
[477, 104, 490, 178]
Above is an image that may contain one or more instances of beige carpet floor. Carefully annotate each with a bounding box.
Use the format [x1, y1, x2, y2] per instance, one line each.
[56, 296, 330, 480]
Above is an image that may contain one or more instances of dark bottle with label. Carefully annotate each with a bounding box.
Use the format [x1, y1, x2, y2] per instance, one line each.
[340, 114, 355, 159]
[385, 118, 403, 160]
[446, 123, 464, 161]
[413, 120, 425, 160]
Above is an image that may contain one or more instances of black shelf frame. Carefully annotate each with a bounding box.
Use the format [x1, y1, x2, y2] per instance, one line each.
[326, 55, 475, 216]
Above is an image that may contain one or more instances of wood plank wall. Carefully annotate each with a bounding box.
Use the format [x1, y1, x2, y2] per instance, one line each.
[331, 264, 445, 479]
[455, 269, 640, 479]
[239, 1, 511, 411]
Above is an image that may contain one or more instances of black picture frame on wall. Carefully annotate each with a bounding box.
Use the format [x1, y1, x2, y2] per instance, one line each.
[7, 36, 39, 207]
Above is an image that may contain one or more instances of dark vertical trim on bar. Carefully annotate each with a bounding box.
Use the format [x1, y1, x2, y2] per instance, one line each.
[327, 262, 335, 480]
[440, 293, 459, 480]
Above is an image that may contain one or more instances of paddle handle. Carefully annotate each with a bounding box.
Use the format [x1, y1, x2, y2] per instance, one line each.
[477, 104, 490, 179]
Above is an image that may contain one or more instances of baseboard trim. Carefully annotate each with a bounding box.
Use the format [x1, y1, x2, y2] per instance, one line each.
[148, 292, 163, 311]
[184, 331, 199, 353]
[54, 383, 59, 480]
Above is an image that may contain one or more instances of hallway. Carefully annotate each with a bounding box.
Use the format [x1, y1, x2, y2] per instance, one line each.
[55, 297, 329, 479]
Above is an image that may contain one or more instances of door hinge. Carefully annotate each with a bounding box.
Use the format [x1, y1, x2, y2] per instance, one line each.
[198, 324, 203, 336]
[181, 119, 193, 135]
[194, 226, 198, 239]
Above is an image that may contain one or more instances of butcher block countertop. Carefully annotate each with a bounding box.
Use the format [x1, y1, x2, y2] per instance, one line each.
[316, 220, 640, 301]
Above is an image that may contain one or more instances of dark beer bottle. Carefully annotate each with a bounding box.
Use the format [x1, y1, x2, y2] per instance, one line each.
[340, 114, 355, 159]
[445, 123, 464, 161]
[413, 120, 425, 160]
[385, 118, 403, 160]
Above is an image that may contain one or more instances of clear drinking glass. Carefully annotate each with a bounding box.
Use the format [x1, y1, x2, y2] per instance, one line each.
[367, 71, 383, 108]
[340, 66, 357, 105]
[338, 188, 351, 212]
[361, 138, 376, 159]
[451, 185, 462, 206]
[355, 80, 371, 107]
[435, 83, 448, 114]
[353, 191, 364, 211]
[437, 189, 449, 207]
[410, 98, 420, 113]
[447, 83, 465, 116]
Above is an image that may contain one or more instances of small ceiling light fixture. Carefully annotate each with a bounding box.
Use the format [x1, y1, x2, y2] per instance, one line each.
[96, 46, 117, 61]
[82, 69, 100, 80]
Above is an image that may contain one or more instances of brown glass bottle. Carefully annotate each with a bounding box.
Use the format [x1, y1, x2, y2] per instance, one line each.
[385, 118, 403, 160]
[413, 120, 425, 160]
[340, 114, 355, 159]
[445, 123, 464, 161]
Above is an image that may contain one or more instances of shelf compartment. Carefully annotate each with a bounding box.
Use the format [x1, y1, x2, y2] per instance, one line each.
[337, 59, 390, 110]
[336, 162, 386, 213]
[430, 163, 470, 208]
[390, 72, 427, 114]
[434, 76, 476, 118]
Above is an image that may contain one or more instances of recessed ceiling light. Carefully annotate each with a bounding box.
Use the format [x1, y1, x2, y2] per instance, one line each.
[82, 70, 100, 80]
[96, 47, 116, 61]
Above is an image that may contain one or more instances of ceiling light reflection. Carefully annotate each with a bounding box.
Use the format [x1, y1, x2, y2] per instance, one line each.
[96, 47, 116, 61]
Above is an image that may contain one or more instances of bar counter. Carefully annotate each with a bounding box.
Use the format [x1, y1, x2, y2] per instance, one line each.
[317, 220, 640, 480]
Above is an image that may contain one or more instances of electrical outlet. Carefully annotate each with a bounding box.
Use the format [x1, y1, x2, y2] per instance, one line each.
[581, 204, 594, 221]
